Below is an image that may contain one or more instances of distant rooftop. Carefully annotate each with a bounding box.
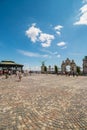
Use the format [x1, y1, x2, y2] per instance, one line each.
[1, 60, 15, 63]
[0, 60, 23, 66]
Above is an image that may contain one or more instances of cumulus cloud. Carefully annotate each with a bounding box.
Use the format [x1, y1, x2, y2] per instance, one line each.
[39, 33, 54, 47]
[54, 25, 63, 31]
[25, 23, 41, 43]
[25, 23, 54, 47]
[74, 3, 87, 25]
[57, 41, 66, 47]
[54, 25, 63, 35]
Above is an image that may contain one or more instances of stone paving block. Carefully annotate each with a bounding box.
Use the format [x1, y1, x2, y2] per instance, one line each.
[0, 74, 87, 129]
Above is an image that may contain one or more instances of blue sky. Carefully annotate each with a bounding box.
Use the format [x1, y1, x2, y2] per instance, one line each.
[0, 0, 87, 70]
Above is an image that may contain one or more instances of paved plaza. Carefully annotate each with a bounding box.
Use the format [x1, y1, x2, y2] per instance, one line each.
[0, 74, 87, 130]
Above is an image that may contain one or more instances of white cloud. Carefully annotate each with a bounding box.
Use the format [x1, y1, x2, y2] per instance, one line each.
[18, 49, 49, 58]
[25, 23, 41, 42]
[40, 49, 53, 54]
[57, 42, 66, 47]
[56, 31, 61, 35]
[40, 49, 58, 55]
[39, 33, 54, 47]
[54, 25, 63, 31]
[18, 50, 40, 57]
[57, 54, 61, 58]
[54, 25, 63, 35]
[32, 23, 36, 26]
[26, 23, 55, 47]
[18, 49, 61, 60]
[74, 4, 87, 25]
[83, 0, 87, 4]
[40, 49, 60, 58]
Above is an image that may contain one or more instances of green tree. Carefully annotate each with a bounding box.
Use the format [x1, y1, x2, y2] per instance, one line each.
[76, 66, 81, 75]
[44, 66, 47, 73]
[54, 65, 58, 74]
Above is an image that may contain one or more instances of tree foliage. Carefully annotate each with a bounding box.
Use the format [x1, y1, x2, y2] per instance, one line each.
[76, 66, 81, 75]
[44, 66, 47, 72]
[54, 65, 58, 74]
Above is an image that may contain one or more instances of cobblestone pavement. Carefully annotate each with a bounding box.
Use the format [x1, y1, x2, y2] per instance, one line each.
[0, 74, 87, 130]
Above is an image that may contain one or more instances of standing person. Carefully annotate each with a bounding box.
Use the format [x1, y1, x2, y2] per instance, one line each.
[18, 71, 22, 81]
[73, 71, 75, 77]
[5, 70, 8, 79]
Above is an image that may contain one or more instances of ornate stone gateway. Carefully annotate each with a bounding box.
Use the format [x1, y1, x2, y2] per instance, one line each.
[61, 58, 77, 74]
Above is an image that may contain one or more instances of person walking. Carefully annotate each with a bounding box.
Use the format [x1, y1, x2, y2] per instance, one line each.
[18, 71, 22, 81]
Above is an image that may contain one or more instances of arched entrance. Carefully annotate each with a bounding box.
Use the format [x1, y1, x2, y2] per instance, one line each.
[66, 65, 71, 72]
[61, 58, 77, 74]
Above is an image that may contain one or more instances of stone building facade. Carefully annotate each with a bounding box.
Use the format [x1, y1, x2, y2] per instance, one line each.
[83, 56, 87, 75]
[61, 58, 77, 74]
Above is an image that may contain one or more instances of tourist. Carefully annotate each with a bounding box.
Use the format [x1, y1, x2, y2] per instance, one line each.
[18, 71, 22, 81]
[73, 71, 75, 77]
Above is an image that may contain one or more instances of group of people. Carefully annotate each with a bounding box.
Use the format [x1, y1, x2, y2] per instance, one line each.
[63, 71, 79, 77]
[3, 69, 33, 81]
[2, 70, 22, 81]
